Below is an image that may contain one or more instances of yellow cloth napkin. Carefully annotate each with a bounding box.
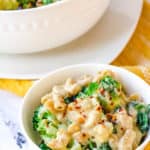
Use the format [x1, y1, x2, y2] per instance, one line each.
[0, 66, 149, 97]
[113, 0, 150, 66]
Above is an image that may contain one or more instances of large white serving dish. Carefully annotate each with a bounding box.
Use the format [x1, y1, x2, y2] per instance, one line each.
[0, 0, 110, 53]
[0, 0, 143, 79]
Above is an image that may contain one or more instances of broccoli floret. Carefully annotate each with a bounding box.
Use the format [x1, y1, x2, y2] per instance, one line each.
[77, 76, 123, 112]
[64, 96, 76, 104]
[127, 101, 150, 133]
[98, 76, 122, 112]
[146, 104, 150, 114]
[137, 111, 149, 133]
[39, 141, 51, 150]
[83, 82, 99, 97]
[87, 140, 97, 149]
[75, 82, 99, 99]
[33, 105, 57, 130]
[33, 105, 42, 130]
[64, 82, 99, 104]
[83, 141, 112, 150]
[32, 105, 58, 146]
[81, 141, 112, 150]
[67, 140, 82, 150]
[100, 76, 121, 94]
[99, 142, 112, 150]
[17, 0, 36, 8]
[42, 0, 55, 5]
[81, 140, 96, 150]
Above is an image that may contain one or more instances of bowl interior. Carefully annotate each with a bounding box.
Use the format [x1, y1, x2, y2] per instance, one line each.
[21, 64, 150, 149]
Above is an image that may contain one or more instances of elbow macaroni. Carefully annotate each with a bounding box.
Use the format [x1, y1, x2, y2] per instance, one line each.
[38, 70, 148, 150]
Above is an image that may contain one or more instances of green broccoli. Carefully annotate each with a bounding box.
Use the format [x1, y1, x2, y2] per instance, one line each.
[127, 101, 150, 133]
[39, 141, 51, 150]
[33, 105, 42, 130]
[64, 95, 76, 104]
[17, 0, 36, 8]
[87, 140, 97, 149]
[82, 82, 99, 97]
[81, 140, 96, 150]
[64, 82, 99, 104]
[81, 141, 112, 150]
[76, 76, 123, 112]
[32, 105, 58, 147]
[99, 142, 112, 150]
[67, 140, 82, 150]
[99, 76, 121, 96]
[42, 0, 55, 5]
[98, 76, 123, 112]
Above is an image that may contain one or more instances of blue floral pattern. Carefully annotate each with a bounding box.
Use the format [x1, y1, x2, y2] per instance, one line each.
[0, 90, 29, 150]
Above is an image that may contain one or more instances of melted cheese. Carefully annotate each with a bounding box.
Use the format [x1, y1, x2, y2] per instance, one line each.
[41, 70, 146, 150]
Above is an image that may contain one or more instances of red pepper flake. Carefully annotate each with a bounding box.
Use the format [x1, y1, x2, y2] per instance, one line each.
[121, 127, 124, 131]
[128, 114, 132, 117]
[106, 113, 116, 122]
[82, 133, 86, 137]
[83, 114, 87, 118]
[63, 110, 67, 117]
[98, 119, 105, 124]
[110, 102, 114, 106]
[119, 108, 123, 112]
[74, 100, 78, 104]
[98, 121, 101, 124]
[75, 105, 81, 109]
[112, 117, 116, 122]
[118, 88, 121, 92]
[96, 105, 102, 111]
[101, 120, 105, 124]
[100, 88, 105, 95]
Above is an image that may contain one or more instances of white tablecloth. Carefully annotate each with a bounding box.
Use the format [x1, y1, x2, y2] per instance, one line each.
[0, 90, 29, 150]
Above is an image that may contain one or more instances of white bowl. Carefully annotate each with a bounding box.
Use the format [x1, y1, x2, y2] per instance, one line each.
[21, 64, 150, 150]
[0, 0, 110, 54]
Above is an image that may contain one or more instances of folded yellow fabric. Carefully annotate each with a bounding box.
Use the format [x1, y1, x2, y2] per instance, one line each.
[113, 0, 150, 66]
[0, 66, 149, 97]
[0, 79, 33, 96]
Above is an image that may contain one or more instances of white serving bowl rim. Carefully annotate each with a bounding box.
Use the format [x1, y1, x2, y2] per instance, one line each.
[0, 0, 69, 13]
[0, 0, 71, 14]
[21, 64, 150, 150]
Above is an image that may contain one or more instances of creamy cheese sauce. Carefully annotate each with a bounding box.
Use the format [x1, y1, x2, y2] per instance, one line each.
[33, 70, 149, 150]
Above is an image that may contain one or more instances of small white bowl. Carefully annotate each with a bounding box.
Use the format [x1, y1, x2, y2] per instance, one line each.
[21, 64, 150, 150]
[0, 0, 110, 54]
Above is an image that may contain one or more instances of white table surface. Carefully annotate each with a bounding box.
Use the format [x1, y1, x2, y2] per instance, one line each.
[0, 90, 29, 150]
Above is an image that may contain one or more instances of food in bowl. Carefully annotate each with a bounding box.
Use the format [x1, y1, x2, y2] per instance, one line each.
[0, 0, 60, 10]
[32, 70, 150, 150]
